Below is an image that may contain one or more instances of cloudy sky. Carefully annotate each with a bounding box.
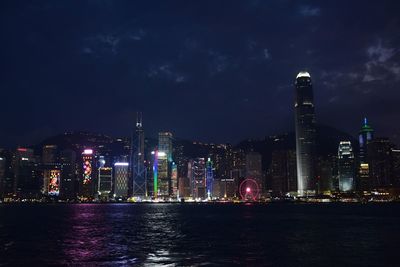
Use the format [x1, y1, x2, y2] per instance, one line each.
[1, 0, 400, 147]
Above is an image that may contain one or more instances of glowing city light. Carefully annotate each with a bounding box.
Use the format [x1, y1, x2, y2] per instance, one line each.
[83, 149, 93, 155]
[114, 162, 129, 166]
[296, 71, 311, 79]
[157, 151, 166, 157]
[246, 187, 251, 193]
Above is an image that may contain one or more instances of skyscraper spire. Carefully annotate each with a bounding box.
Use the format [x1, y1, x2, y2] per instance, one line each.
[136, 112, 143, 129]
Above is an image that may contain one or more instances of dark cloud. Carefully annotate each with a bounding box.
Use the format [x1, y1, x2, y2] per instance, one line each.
[1, 0, 400, 147]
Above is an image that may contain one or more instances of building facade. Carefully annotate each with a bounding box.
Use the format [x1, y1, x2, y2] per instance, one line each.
[294, 71, 317, 196]
[338, 141, 355, 192]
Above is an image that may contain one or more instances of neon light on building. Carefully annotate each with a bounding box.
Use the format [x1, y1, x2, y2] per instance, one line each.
[82, 149, 94, 185]
[114, 162, 129, 198]
[82, 159, 92, 185]
[153, 150, 158, 198]
[48, 170, 60, 196]
[83, 149, 93, 155]
[206, 158, 214, 199]
[171, 162, 178, 197]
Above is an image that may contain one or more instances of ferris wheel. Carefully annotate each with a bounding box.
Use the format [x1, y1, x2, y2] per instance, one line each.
[239, 178, 260, 201]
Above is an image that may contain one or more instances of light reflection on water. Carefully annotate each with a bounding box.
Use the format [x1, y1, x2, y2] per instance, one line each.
[0, 203, 399, 266]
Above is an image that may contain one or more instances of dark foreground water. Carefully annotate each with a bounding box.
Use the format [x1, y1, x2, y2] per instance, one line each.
[0, 203, 399, 266]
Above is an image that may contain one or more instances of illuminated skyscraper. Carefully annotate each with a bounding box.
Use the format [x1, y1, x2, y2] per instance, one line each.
[338, 141, 355, 192]
[98, 167, 112, 199]
[206, 158, 214, 199]
[358, 118, 374, 191]
[80, 149, 95, 199]
[114, 162, 129, 199]
[294, 71, 317, 196]
[158, 132, 173, 197]
[132, 112, 146, 198]
[152, 150, 159, 198]
[171, 162, 178, 198]
[59, 149, 76, 200]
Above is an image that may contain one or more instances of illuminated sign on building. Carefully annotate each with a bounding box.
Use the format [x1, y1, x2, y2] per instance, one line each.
[82, 149, 94, 185]
[48, 170, 60, 196]
[83, 159, 92, 184]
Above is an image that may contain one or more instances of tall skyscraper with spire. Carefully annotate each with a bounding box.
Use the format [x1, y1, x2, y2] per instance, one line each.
[131, 112, 146, 197]
[358, 117, 374, 191]
[294, 71, 317, 196]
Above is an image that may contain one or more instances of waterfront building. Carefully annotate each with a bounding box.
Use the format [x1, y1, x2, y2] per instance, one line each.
[80, 149, 96, 199]
[337, 141, 355, 192]
[171, 162, 178, 198]
[368, 138, 393, 189]
[158, 132, 173, 197]
[206, 158, 214, 199]
[114, 162, 129, 199]
[294, 71, 317, 196]
[269, 150, 297, 196]
[59, 149, 77, 200]
[98, 167, 112, 199]
[12, 148, 41, 199]
[189, 158, 206, 199]
[132, 112, 146, 198]
[358, 118, 374, 191]
[245, 151, 263, 193]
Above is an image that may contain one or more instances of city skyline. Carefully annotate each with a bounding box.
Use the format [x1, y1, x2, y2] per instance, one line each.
[2, 2, 400, 266]
[1, 1, 400, 147]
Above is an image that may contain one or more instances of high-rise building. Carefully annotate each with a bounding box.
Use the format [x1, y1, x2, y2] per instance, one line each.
[189, 158, 206, 199]
[158, 132, 173, 197]
[132, 112, 146, 198]
[294, 71, 317, 196]
[338, 141, 355, 192]
[0, 150, 13, 199]
[98, 167, 112, 200]
[206, 158, 214, 199]
[245, 151, 263, 193]
[41, 145, 61, 197]
[358, 118, 374, 191]
[269, 150, 297, 197]
[152, 150, 159, 198]
[391, 149, 400, 188]
[0, 151, 5, 198]
[368, 138, 392, 189]
[12, 148, 41, 199]
[42, 145, 58, 165]
[59, 149, 76, 200]
[80, 149, 96, 199]
[316, 155, 336, 194]
[114, 162, 129, 199]
[44, 169, 61, 196]
[171, 162, 178, 198]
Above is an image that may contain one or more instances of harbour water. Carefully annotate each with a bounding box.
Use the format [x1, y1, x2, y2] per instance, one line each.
[0, 203, 399, 266]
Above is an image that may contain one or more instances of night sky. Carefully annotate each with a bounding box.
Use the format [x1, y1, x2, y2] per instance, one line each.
[1, 0, 400, 147]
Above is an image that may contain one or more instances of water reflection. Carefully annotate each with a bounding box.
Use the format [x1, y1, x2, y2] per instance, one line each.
[1, 203, 399, 266]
